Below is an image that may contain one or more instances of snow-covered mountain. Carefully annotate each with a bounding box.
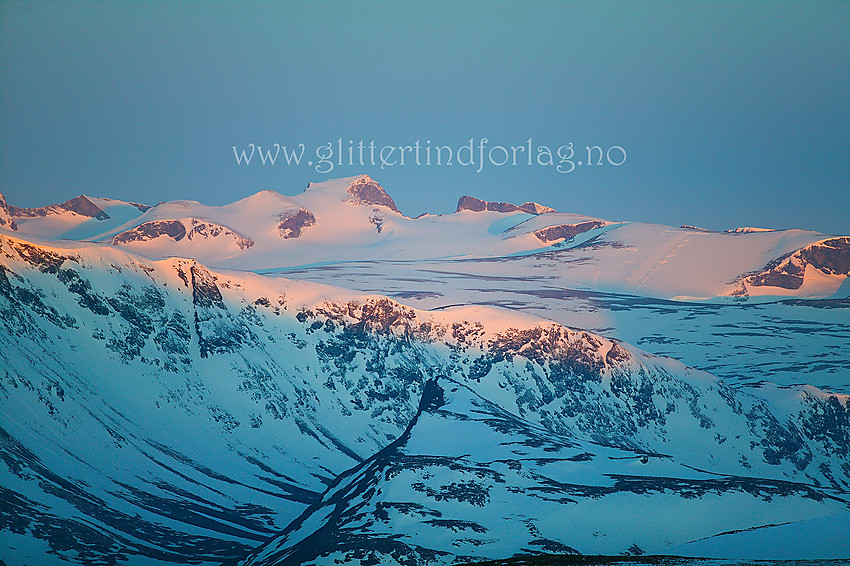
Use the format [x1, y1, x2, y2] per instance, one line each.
[9, 177, 846, 390]
[1, 177, 849, 565]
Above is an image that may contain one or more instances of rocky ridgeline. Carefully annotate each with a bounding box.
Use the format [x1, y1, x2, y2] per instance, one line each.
[533, 221, 606, 243]
[743, 237, 850, 290]
[346, 175, 401, 213]
[456, 195, 555, 214]
[277, 208, 316, 239]
[112, 218, 254, 249]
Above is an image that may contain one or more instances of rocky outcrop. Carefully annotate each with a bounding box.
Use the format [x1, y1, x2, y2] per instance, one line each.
[112, 220, 187, 244]
[112, 218, 254, 249]
[534, 221, 605, 243]
[799, 237, 850, 275]
[277, 209, 316, 239]
[346, 175, 400, 213]
[456, 195, 555, 214]
[186, 219, 254, 249]
[745, 237, 850, 290]
[0, 193, 17, 231]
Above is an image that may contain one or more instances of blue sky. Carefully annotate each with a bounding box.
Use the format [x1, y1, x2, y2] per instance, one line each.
[1, 1, 848, 233]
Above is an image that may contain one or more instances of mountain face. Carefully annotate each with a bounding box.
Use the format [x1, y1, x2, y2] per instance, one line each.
[4, 194, 150, 222]
[8, 195, 112, 220]
[241, 378, 850, 566]
[345, 176, 401, 213]
[740, 237, 850, 291]
[276, 209, 316, 239]
[1, 177, 849, 565]
[112, 218, 255, 250]
[1, 193, 152, 240]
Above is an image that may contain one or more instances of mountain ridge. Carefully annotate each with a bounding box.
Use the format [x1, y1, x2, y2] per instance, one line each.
[240, 376, 850, 565]
[1, 177, 846, 301]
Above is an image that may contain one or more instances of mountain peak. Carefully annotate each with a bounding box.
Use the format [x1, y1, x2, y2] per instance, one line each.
[346, 175, 400, 214]
[6, 194, 110, 220]
[230, 188, 297, 209]
[61, 195, 111, 219]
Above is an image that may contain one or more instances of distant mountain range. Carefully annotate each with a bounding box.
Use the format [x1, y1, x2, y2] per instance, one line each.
[1, 176, 848, 565]
[2, 176, 847, 302]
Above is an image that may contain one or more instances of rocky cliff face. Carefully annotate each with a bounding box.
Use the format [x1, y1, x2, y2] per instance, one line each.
[534, 221, 606, 243]
[276, 208, 316, 239]
[346, 175, 401, 213]
[744, 237, 850, 290]
[456, 195, 555, 214]
[112, 218, 254, 249]
[0, 193, 17, 231]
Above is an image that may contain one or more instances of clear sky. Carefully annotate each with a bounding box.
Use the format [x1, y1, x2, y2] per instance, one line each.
[1, 1, 848, 234]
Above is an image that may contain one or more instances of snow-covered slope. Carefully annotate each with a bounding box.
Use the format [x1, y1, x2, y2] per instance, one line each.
[242, 378, 850, 565]
[1, 232, 849, 565]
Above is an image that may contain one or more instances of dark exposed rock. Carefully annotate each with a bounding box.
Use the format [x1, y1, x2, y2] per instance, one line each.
[186, 220, 254, 249]
[0, 193, 17, 231]
[744, 237, 850, 290]
[369, 211, 384, 233]
[113, 220, 187, 244]
[190, 264, 224, 309]
[0, 265, 75, 332]
[346, 176, 400, 214]
[518, 201, 556, 214]
[112, 219, 254, 249]
[746, 254, 805, 289]
[456, 196, 488, 212]
[456, 195, 555, 214]
[799, 237, 850, 276]
[534, 221, 605, 244]
[58, 196, 110, 219]
[277, 209, 316, 239]
[188, 263, 254, 358]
